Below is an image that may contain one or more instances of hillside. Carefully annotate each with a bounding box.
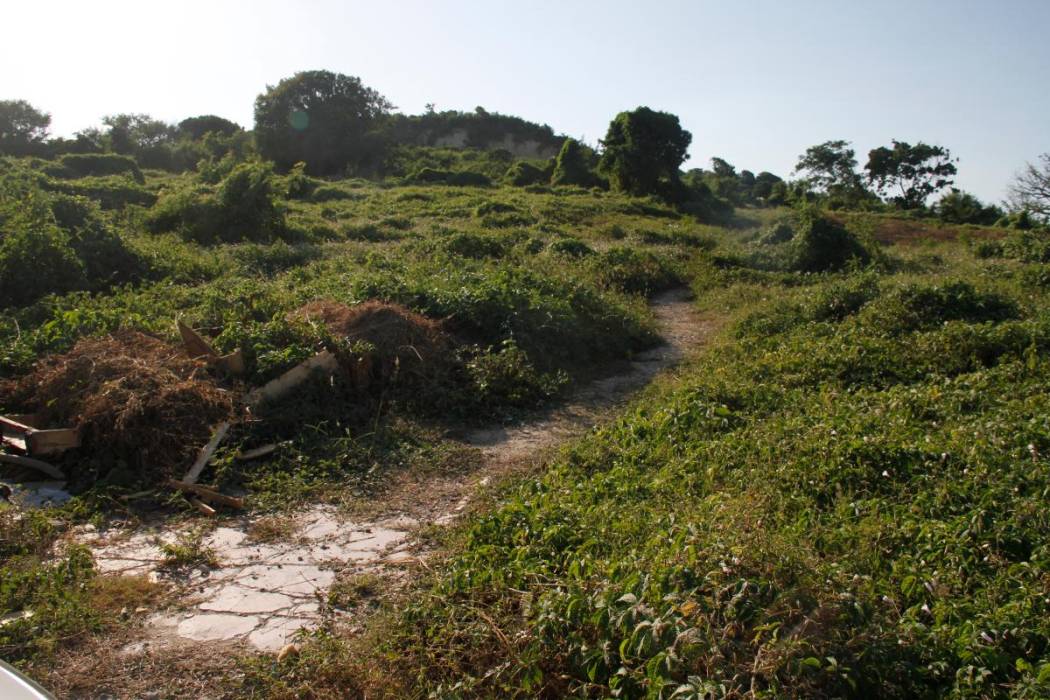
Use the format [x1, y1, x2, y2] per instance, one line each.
[0, 142, 1049, 699]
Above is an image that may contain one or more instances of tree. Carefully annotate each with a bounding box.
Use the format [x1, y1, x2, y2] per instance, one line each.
[598, 107, 691, 202]
[710, 157, 736, 178]
[1007, 153, 1050, 221]
[102, 114, 176, 153]
[865, 140, 957, 209]
[177, 115, 242, 140]
[254, 70, 393, 175]
[934, 189, 1003, 226]
[794, 140, 860, 193]
[752, 171, 783, 201]
[551, 138, 597, 187]
[0, 99, 51, 155]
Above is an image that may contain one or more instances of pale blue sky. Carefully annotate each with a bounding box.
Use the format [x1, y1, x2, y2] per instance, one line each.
[3, 0, 1048, 203]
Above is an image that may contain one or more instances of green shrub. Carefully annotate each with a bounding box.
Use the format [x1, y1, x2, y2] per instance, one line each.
[57, 153, 144, 183]
[504, 161, 548, 186]
[548, 238, 594, 257]
[1020, 264, 1050, 289]
[467, 339, 568, 409]
[0, 220, 84, 307]
[337, 221, 394, 242]
[934, 189, 1003, 225]
[229, 241, 322, 275]
[409, 167, 491, 187]
[146, 162, 286, 244]
[551, 138, 598, 187]
[444, 232, 509, 259]
[45, 176, 156, 209]
[788, 209, 872, 272]
[51, 194, 145, 285]
[860, 280, 1019, 335]
[970, 238, 1004, 259]
[590, 246, 679, 294]
[283, 161, 321, 199]
[1002, 230, 1050, 262]
[807, 273, 880, 321]
[996, 210, 1040, 231]
[311, 185, 357, 202]
[474, 200, 534, 228]
[758, 220, 794, 245]
[0, 177, 144, 308]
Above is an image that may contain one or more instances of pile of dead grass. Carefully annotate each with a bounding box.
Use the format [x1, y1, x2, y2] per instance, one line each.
[0, 331, 236, 485]
[291, 300, 456, 392]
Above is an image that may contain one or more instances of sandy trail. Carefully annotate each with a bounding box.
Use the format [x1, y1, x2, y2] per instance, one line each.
[77, 288, 714, 654]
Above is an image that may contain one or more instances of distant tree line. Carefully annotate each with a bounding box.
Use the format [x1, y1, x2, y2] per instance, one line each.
[3, 68, 1048, 228]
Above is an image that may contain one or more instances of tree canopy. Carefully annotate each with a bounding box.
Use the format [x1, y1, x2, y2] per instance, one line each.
[177, 115, 242, 140]
[598, 107, 691, 201]
[0, 99, 51, 156]
[795, 140, 861, 193]
[865, 140, 956, 209]
[254, 70, 393, 175]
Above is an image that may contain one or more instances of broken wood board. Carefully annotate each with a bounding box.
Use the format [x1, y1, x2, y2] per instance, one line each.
[182, 422, 230, 485]
[216, 349, 245, 375]
[188, 497, 217, 517]
[1, 415, 80, 456]
[177, 322, 245, 376]
[245, 351, 339, 408]
[177, 320, 219, 360]
[0, 453, 66, 480]
[235, 443, 278, 461]
[166, 479, 245, 509]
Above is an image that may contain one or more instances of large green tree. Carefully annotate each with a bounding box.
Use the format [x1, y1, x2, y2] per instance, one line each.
[177, 115, 242, 140]
[254, 70, 393, 175]
[794, 140, 861, 193]
[865, 140, 956, 209]
[598, 107, 691, 201]
[101, 114, 176, 154]
[0, 99, 51, 156]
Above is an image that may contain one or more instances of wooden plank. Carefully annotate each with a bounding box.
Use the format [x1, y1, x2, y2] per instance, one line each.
[182, 422, 230, 485]
[0, 415, 35, 433]
[166, 479, 245, 509]
[216, 349, 245, 376]
[1, 435, 28, 452]
[235, 443, 278, 461]
[2, 415, 79, 456]
[245, 351, 339, 408]
[177, 320, 219, 360]
[0, 453, 66, 480]
[188, 497, 217, 517]
[28, 428, 81, 455]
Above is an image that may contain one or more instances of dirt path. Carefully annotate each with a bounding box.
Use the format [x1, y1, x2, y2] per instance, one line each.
[76, 288, 714, 656]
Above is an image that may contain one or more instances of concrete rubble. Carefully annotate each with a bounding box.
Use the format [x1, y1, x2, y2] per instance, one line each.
[80, 507, 415, 652]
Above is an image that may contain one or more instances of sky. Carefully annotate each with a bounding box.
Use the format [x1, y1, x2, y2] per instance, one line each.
[3, 0, 1048, 203]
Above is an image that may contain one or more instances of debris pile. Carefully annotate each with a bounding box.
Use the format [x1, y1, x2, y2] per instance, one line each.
[290, 300, 454, 392]
[0, 331, 236, 485]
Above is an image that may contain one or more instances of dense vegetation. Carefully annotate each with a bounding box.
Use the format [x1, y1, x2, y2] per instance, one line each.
[1, 70, 1050, 698]
[371, 240, 1050, 696]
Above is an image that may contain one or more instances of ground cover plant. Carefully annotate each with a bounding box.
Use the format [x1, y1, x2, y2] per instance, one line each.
[1, 96, 1047, 699]
[288, 220, 1048, 699]
[0, 148, 730, 686]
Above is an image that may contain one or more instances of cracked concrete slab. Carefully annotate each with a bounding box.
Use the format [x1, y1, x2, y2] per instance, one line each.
[87, 507, 412, 651]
